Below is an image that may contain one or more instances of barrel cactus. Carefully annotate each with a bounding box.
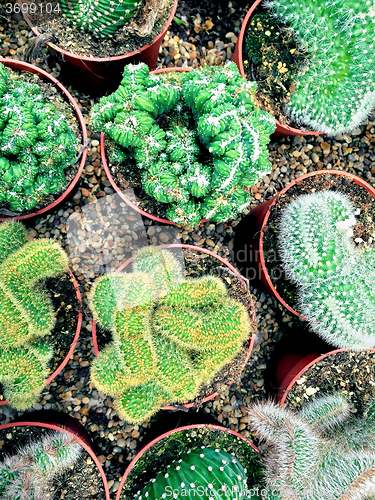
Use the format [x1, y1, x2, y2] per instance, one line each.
[90, 246, 252, 423]
[0, 63, 78, 213]
[278, 190, 375, 349]
[90, 62, 276, 226]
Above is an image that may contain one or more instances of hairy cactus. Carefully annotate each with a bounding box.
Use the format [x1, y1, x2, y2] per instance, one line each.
[91, 62, 276, 225]
[90, 247, 251, 423]
[247, 394, 375, 499]
[278, 190, 375, 349]
[136, 448, 249, 500]
[0, 221, 68, 410]
[0, 63, 78, 212]
[0, 430, 81, 499]
[265, 0, 375, 135]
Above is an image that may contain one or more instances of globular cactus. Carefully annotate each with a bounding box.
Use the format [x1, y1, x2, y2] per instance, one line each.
[265, 0, 375, 135]
[0, 63, 78, 213]
[90, 247, 251, 423]
[0, 430, 81, 499]
[278, 190, 375, 349]
[135, 448, 249, 500]
[247, 394, 375, 500]
[90, 62, 276, 226]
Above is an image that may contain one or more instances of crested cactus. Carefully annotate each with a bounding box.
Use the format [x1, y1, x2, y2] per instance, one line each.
[0, 431, 81, 499]
[90, 62, 276, 225]
[90, 247, 251, 423]
[278, 190, 375, 349]
[0, 63, 78, 213]
[265, 0, 375, 135]
[247, 394, 375, 499]
[0, 221, 68, 410]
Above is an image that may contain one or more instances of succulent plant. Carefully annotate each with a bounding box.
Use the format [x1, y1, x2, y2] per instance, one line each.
[0, 221, 68, 410]
[89, 247, 251, 423]
[265, 0, 375, 135]
[278, 190, 375, 349]
[0, 430, 81, 499]
[247, 394, 375, 500]
[90, 62, 276, 225]
[0, 63, 78, 213]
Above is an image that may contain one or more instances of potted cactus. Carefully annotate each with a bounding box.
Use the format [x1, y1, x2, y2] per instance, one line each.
[89, 245, 256, 423]
[0, 221, 82, 411]
[93, 61, 276, 226]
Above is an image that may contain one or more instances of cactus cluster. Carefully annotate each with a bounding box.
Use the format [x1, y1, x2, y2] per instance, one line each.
[136, 447, 249, 500]
[0, 221, 68, 410]
[266, 0, 375, 135]
[248, 394, 375, 499]
[89, 246, 251, 423]
[90, 62, 275, 225]
[59, 0, 140, 37]
[0, 63, 78, 212]
[0, 430, 81, 499]
[278, 190, 375, 349]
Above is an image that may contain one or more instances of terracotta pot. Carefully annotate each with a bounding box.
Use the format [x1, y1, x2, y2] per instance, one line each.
[18, 0, 178, 95]
[234, 169, 375, 318]
[115, 423, 261, 500]
[0, 411, 110, 499]
[231, 0, 322, 137]
[0, 267, 82, 407]
[0, 58, 87, 222]
[91, 243, 256, 409]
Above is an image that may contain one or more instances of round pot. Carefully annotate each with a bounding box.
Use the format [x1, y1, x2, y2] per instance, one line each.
[0, 267, 82, 407]
[0, 58, 87, 222]
[234, 169, 375, 318]
[115, 423, 261, 500]
[0, 411, 110, 499]
[19, 0, 178, 96]
[91, 243, 256, 409]
[231, 0, 322, 138]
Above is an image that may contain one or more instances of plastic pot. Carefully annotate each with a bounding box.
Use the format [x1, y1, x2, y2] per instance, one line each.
[91, 243, 256, 409]
[19, 0, 178, 95]
[0, 58, 87, 222]
[231, 0, 322, 138]
[234, 169, 375, 318]
[0, 267, 82, 407]
[115, 423, 261, 500]
[0, 410, 110, 499]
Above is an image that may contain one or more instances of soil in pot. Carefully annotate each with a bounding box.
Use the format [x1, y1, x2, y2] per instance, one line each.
[23, 0, 174, 58]
[263, 172, 375, 312]
[0, 425, 106, 499]
[119, 425, 263, 499]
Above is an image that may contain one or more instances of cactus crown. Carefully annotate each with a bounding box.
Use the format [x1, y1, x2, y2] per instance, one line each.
[278, 190, 375, 349]
[265, 0, 375, 135]
[0, 221, 68, 410]
[0, 430, 81, 500]
[247, 394, 375, 500]
[90, 62, 275, 225]
[89, 246, 251, 423]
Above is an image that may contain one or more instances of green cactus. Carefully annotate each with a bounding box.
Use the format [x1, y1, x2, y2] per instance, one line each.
[247, 394, 375, 499]
[266, 0, 375, 135]
[90, 247, 251, 423]
[91, 62, 276, 225]
[0, 63, 78, 213]
[0, 430, 81, 499]
[278, 190, 375, 349]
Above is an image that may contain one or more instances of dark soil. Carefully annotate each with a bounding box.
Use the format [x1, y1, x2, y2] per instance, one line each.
[0, 425, 106, 499]
[263, 173, 375, 311]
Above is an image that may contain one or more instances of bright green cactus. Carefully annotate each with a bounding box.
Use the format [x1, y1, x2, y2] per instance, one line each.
[90, 247, 251, 423]
[278, 190, 375, 349]
[91, 62, 276, 225]
[0, 63, 78, 213]
[0, 430, 81, 499]
[247, 394, 375, 499]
